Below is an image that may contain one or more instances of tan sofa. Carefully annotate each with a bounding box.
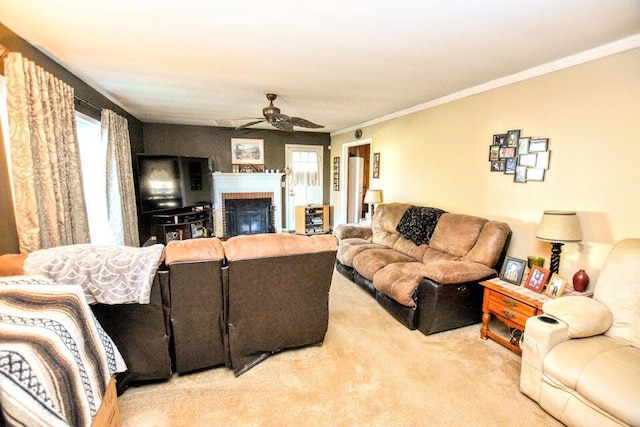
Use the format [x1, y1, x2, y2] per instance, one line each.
[520, 238, 640, 427]
[334, 202, 511, 335]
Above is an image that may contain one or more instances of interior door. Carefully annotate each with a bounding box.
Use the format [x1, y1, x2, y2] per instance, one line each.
[285, 145, 323, 231]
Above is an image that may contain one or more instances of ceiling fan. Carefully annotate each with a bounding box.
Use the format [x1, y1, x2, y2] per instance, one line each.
[235, 94, 324, 132]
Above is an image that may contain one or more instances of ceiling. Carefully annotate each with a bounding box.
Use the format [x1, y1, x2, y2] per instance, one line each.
[1, 1, 640, 134]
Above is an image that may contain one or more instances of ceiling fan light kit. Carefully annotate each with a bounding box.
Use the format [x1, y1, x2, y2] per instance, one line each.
[235, 94, 324, 132]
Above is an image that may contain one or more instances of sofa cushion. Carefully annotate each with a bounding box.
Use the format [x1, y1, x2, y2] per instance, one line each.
[463, 221, 511, 267]
[336, 239, 386, 267]
[165, 237, 225, 264]
[371, 203, 411, 236]
[352, 248, 416, 281]
[418, 260, 496, 284]
[542, 296, 612, 338]
[392, 236, 428, 261]
[421, 248, 460, 264]
[544, 336, 640, 426]
[373, 262, 424, 307]
[224, 233, 337, 261]
[429, 213, 487, 257]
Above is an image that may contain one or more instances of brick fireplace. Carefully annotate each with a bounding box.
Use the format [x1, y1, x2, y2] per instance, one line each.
[212, 173, 285, 237]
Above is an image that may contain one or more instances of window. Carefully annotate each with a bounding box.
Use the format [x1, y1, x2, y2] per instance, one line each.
[291, 150, 320, 186]
[76, 112, 115, 244]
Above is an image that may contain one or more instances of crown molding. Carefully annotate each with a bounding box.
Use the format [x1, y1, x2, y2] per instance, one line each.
[331, 34, 640, 137]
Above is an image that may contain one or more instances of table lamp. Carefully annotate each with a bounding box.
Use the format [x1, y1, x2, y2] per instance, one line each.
[535, 210, 582, 274]
[363, 189, 382, 219]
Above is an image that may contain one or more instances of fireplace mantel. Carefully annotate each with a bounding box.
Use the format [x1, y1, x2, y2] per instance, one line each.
[212, 173, 285, 237]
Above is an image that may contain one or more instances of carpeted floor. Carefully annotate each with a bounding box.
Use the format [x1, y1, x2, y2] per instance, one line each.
[118, 269, 562, 426]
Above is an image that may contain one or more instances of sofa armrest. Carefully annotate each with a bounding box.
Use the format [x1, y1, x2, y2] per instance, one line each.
[333, 224, 372, 242]
[542, 296, 612, 338]
[520, 315, 570, 401]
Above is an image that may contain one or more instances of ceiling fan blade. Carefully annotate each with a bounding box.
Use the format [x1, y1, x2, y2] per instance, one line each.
[235, 119, 266, 130]
[271, 120, 294, 132]
[288, 117, 324, 129]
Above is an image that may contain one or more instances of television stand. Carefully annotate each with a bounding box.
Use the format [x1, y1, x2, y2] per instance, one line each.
[153, 205, 213, 244]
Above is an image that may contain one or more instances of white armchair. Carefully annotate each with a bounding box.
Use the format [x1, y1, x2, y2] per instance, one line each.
[520, 238, 640, 427]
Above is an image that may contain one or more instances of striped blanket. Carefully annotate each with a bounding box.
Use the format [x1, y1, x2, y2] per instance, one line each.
[23, 244, 165, 305]
[0, 276, 127, 426]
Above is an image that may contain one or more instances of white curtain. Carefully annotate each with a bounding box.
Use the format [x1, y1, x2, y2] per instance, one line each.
[102, 109, 140, 247]
[291, 150, 320, 186]
[4, 52, 90, 253]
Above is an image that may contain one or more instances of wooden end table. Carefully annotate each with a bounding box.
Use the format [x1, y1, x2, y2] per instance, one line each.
[479, 278, 592, 355]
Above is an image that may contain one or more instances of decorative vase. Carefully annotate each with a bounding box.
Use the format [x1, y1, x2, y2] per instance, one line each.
[572, 269, 589, 292]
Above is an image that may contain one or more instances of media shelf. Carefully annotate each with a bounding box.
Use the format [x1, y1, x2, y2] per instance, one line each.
[295, 204, 330, 235]
[153, 205, 213, 244]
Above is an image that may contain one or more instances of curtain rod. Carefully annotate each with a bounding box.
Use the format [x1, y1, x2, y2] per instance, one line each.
[74, 95, 102, 113]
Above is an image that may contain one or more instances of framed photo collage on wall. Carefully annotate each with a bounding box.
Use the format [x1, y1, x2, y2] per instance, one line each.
[488, 129, 551, 183]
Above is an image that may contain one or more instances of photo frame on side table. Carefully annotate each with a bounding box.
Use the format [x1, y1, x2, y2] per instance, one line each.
[500, 257, 527, 285]
[545, 273, 568, 298]
[524, 265, 551, 293]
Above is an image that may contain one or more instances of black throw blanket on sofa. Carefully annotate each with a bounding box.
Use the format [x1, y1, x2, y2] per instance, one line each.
[395, 206, 447, 246]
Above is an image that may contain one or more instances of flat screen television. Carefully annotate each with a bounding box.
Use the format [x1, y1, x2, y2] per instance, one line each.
[136, 154, 213, 214]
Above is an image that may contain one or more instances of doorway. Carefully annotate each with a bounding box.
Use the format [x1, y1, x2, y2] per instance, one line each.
[285, 144, 324, 231]
[339, 139, 371, 225]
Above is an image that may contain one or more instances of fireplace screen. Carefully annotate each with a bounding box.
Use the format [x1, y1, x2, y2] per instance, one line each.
[225, 198, 274, 237]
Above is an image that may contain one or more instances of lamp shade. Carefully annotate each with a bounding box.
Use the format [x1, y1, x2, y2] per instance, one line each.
[363, 189, 382, 204]
[536, 210, 582, 243]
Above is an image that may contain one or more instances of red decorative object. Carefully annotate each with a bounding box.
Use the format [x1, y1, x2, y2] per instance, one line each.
[572, 269, 590, 292]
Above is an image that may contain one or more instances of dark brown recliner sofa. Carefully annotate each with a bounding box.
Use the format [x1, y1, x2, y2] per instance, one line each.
[164, 238, 227, 374]
[224, 233, 338, 376]
[335, 203, 511, 335]
[90, 270, 172, 392]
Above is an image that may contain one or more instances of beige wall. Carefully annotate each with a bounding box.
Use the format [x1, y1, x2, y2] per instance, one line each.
[330, 48, 640, 285]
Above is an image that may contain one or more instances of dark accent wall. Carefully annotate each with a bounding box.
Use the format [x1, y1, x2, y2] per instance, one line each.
[141, 123, 331, 242]
[0, 23, 144, 253]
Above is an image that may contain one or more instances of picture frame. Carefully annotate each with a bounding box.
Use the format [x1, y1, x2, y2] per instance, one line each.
[526, 168, 545, 181]
[524, 265, 551, 293]
[504, 157, 517, 174]
[333, 156, 340, 191]
[535, 151, 550, 169]
[493, 134, 506, 145]
[514, 166, 527, 183]
[500, 257, 527, 285]
[499, 146, 516, 159]
[489, 145, 500, 161]
[506, 129, 521, 147]
[373, 152, 380, 178]
[529, 138, 549, 152]
[519, 153, 537, 167]
[491, 160, 505, 172]
[545, 273, 568, 298]
[517, 137, 530, 155]
[231, 138, 264, 164]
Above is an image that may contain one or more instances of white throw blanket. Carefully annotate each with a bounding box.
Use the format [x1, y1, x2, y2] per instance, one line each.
[23, 244, 165, 304]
